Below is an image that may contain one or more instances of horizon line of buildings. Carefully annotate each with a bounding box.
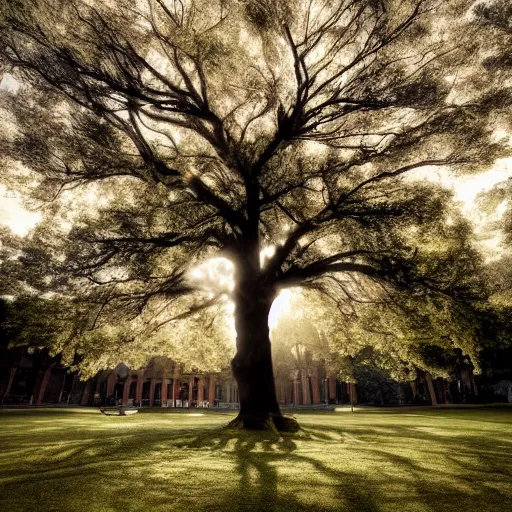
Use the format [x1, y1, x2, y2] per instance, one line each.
[1, 344, 486, 408]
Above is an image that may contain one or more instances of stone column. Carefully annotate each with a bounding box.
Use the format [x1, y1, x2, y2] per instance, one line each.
[169, 378, 174, 406]
[349, 383, 358, 404]
[0, 367, 17, 403]
[90, 378, 98, 404]
[301, 369, 311, 405]
[35, 366, 53, 405]
[58, 372, 67, 403]
[106, 371, 117, 397]
[226, 383, 231, 403]
[172, 378, 180, 406]
[197, 377, 204, 404]
[310, 368, 321, 405]
[161, 378, 168, 407]
[208, 375, 216, 407]
[122, 377, 132, 406]
[284, 380, 292, 405]
[293, 379, 301, 405]
[149, 378, 156, 407]
[328, 376, 337, 402]
[188, 376, 195, 407]
[278, 379, 286, 405]
[135, 370, 144, 405]
[435, 377, 446, 404]
[81, 380, 92, 406]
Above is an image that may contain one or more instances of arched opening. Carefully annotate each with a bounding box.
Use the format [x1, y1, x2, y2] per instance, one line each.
[154, 383, 162, 406]
[141, 380, 151, 406]
[113, 382, 124, 405]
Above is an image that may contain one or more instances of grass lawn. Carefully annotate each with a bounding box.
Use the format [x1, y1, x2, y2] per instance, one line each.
[0, 406, 511, 511]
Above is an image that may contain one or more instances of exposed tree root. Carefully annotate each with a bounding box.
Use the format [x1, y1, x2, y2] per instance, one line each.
[226, 412, 301, 433]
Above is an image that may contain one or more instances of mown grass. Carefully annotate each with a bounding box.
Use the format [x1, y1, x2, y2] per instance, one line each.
[0, 406, 511, 511]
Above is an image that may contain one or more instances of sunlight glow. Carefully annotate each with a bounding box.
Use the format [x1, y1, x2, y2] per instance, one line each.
[188, 252, 301, 334]
[411, 158, 512, 215]
[490, 127, 512, 146]
[224, 299, 235, 315]
[269, 289, 297, 330]
[260, 246, 276, 267]
[0, 186, 41, 236]
[409, 157, 512, 258]
[495, 200, 508, 216]
[303, 140, 329, 157]
[453, 165, 512, 210]
[188, 257, 235, 292]
[0, 73, 20, 94]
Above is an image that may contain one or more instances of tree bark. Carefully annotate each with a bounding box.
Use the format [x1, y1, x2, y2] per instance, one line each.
[35, 365, 54, 405]
[409, 381, 417, 402]
[228, 282, 299, 432]
[0, 367, 17, 404]
[425, 372, 437, 406]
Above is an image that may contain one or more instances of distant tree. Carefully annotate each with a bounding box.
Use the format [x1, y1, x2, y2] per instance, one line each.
[0, 227, 22, 295]
[271, 311, 327, 374]
[0, 0, 508, 430]
[271, 241, 493, 404]
[1, 295, 75, 352]
[472, 0, 512, 305]
[0, 292, 235, 378]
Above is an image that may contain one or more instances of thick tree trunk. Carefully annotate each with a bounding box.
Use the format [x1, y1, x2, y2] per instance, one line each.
[228, 283, 299, 432]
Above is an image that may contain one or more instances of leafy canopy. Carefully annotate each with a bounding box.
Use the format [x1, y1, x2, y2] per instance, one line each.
[0, 0, 509, 372]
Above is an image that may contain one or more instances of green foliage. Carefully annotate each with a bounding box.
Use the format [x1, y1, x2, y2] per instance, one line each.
[0, 293, 235, 378]
[0, 295, 76, 359]
[269, 257, 509, 383]
[0, 227, 22, 295]
[67, 300, 235, 378]
[0, 0, 510, 377]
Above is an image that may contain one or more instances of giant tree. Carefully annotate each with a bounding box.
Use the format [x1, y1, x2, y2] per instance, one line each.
[0, 0, 508, 430]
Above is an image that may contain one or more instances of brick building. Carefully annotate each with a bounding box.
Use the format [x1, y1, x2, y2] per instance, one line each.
[1, 344, 489, 407]
[0, 345, 358, 407]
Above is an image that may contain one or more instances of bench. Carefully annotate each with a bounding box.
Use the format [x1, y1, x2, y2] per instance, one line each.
[218, 402, 240, 409]
[100, 406, 139, 416]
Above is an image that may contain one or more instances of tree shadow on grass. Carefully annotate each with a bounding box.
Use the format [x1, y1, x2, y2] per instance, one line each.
[299, 418, 512, 512]
[0, 411, 378, 512]
[178, 427, 380, 512]
[0, 409, 511, 511]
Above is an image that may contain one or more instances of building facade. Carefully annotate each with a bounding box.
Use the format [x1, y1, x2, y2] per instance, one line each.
[0, 347, 360, 407]
[1, 345, 491, 407]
